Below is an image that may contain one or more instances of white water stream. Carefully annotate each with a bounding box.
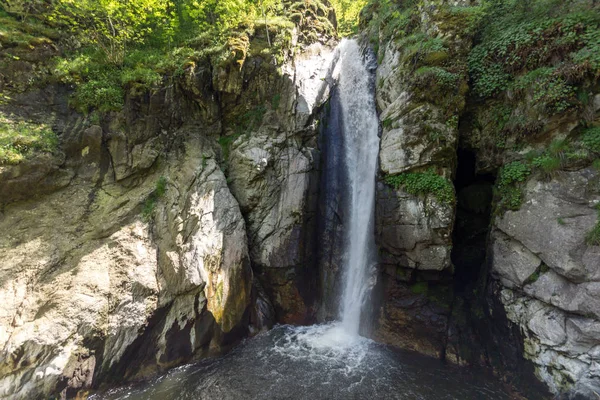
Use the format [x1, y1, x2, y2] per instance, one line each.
[335, 39, 380, 336]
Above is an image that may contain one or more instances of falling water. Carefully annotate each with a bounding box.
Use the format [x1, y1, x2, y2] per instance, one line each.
[336, 39, 380, 335]
[92, 39, 524, 400]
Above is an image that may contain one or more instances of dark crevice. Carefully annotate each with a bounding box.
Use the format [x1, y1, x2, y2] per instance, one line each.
[451, 148, 495, 294]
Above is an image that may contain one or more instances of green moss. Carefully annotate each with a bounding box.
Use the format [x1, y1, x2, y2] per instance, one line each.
[0, 117, 58, 165]
[438, 5, 486, 35]
[382, 118, 393, 129]
[384, 169, 455, 205]
[142, 176, 168, 221]
[271, 93, 281, 110]
[410, 281, 428, 295]
[524, 264, 550, 285]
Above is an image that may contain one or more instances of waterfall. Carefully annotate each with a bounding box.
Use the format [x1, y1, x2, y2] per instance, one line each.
[335, 39, 380, 336]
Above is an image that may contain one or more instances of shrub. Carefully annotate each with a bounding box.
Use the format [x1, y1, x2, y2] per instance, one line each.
[72, 76, 124, 113]
[384, 169, 455, 205]
[582, 127, 600, 153]
[532, 154, 561, 177]
[414, 66, 460, 91]
[495, 161, 531, 212]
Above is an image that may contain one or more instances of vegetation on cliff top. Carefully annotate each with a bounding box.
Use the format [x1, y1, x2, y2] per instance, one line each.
[1, 0, 369, 115]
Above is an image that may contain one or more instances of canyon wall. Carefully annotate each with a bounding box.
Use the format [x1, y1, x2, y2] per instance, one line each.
[0, 4, 336, 397]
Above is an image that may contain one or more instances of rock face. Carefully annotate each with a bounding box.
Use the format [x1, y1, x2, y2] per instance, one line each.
[491, 168, 600, 398]
[0, 23, 335, 399]
[227, 41, 335, 323]
[364, 0, 600, 397]
[368, 0, 470, 361]
[0, 98, 252, 399]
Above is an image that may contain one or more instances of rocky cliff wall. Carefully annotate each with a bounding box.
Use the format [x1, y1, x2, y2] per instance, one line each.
[0, 13, 336, 398]
[364, 0, 600, 398]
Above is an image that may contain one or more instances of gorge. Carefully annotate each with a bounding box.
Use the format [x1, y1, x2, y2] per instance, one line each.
[1, 0, 600, 399]
[89, 37, 515, 400]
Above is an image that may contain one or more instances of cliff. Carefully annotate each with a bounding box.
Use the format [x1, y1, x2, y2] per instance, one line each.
[1, 0, 600, 399]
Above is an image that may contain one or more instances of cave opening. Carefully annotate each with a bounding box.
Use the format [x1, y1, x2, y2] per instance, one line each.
[451, 148, 496, 295]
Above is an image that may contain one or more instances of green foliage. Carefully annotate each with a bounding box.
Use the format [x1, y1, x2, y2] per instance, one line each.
[469, 0, 600, 102]
[588, 221, 600, 246]
[401, 34, 448, 65]
[0, 117, 58, 165]
[0, 9, 58, 49]
[498, 161, 531, 187]
[410, 282, 428, 295]
[414, 66, 460, 91]
[49, 0, 174, 64]
[142, 176, 168, 221]
[587, 204, 600, 246]
[329, 0, 367, 36]
[496, 161, 531, 211]
[4, 0, 314, 114]
[361, 0, 418, 43]
[218, 134, 239, 163]
[524, 263, 549, 285]
[531, 154, 561, 176]
[73, 74, 124, 113]
[582, 127, 600, 154]
[384, 169, 455, 205]
[236, 105, 266, 134]
[271, 93, 281, 110]
[438, 5, 486, 35]
[512, 68, 575, 113]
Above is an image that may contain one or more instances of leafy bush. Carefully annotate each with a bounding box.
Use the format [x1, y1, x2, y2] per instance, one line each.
[531, 154, 561, 176]
[498, 161, 531, 187]
[329, 0, 367, 36]
[582, 127, 600, 153]
[72, 75, 124, 113]
[496, 161, 531, 212]
[512, 68, 575, 113]
[384, 169, 455, 205]
[414, 66, 460, 91]
[469, 0, 600, 102]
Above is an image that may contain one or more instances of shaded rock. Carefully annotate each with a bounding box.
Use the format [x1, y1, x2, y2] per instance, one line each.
[491, 230, 542, 288]
[376, 182, 453, 271]
[493, 168, 600, 397]
[496, 169, 600, 283]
